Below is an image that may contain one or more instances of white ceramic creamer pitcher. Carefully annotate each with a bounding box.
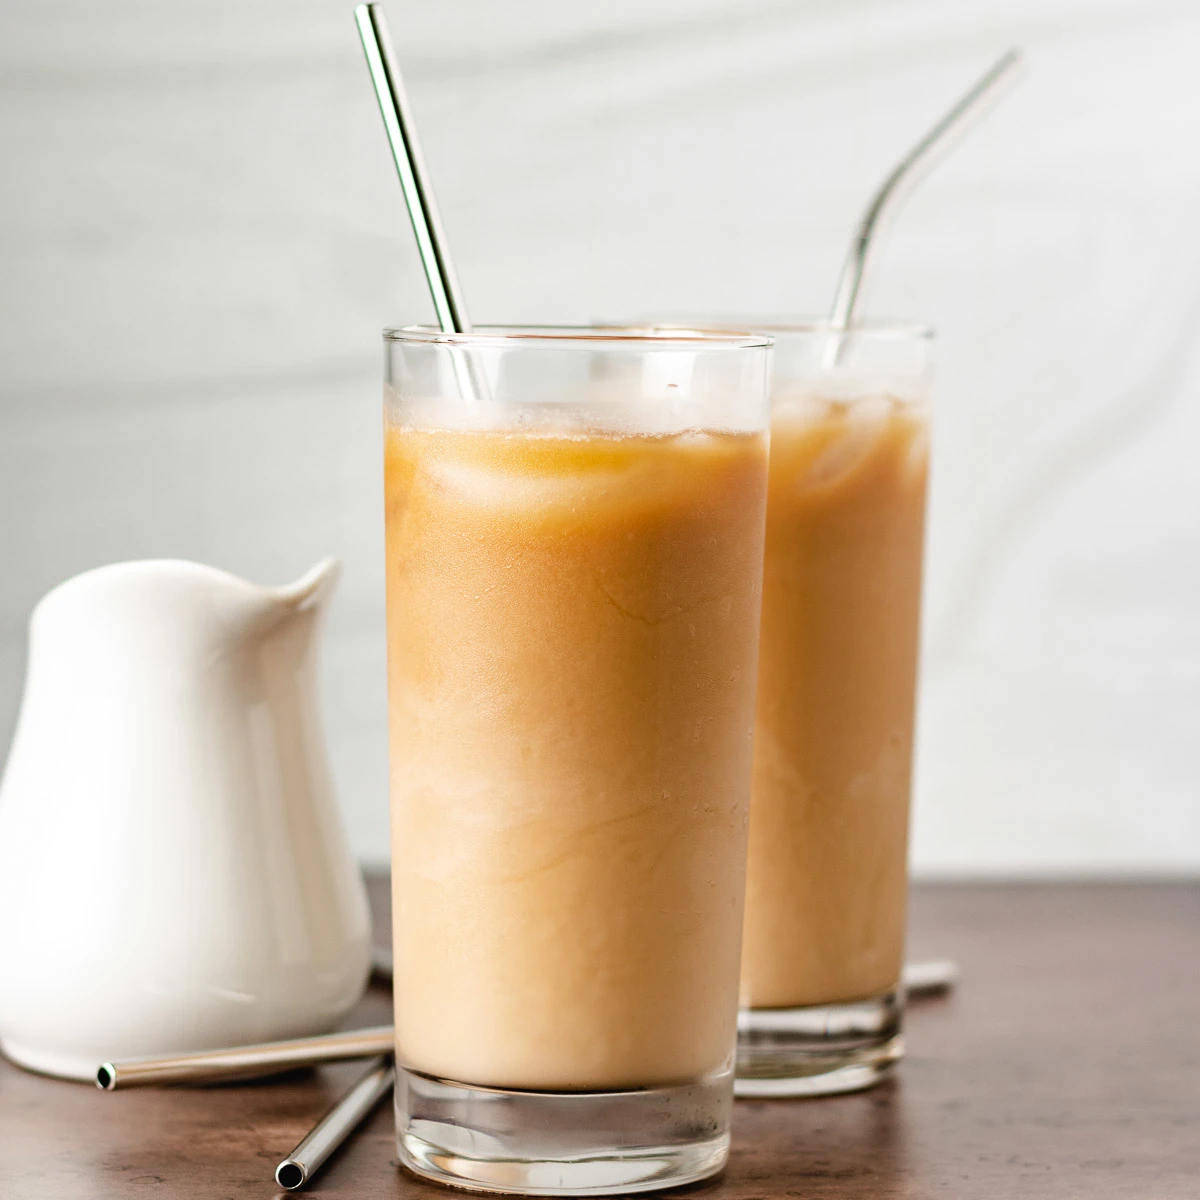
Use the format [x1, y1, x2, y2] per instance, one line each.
[0, 559, 372, 1080]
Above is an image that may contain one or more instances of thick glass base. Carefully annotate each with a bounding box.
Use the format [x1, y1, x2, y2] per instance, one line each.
[395, 1065, 732, 1196]
[735, 988, 903, 1098]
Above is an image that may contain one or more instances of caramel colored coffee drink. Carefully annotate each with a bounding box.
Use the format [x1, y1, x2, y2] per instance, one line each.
[740, 393, 929, 1010]
[385, 425, 768, 1091]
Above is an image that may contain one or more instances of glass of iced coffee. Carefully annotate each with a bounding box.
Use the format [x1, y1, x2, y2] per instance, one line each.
[382, 327, 772, 1194]
[734, 321, 933, 1097]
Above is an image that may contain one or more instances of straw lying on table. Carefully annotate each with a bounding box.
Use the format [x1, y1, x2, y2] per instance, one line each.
[275, 1057, 396, 1191]
[95, 1025, 394, 1091]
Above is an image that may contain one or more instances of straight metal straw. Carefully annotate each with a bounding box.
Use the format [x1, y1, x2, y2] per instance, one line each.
[275, 1057, 395, 1191]
[824, 48, 1023, 365]
[354, 2, 470, 334]
[95, 1025, 394, 1090]
[902, 958, 959, 998]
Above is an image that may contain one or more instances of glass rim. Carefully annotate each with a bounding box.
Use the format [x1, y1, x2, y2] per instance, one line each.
[383, 324, 774, 351]
[633, 317, 935, 341]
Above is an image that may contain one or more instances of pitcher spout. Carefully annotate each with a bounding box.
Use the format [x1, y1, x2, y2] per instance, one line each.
[274, 558, 342, 616]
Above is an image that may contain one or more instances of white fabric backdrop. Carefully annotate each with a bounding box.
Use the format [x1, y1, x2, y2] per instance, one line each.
[1, 0, 1197, 873]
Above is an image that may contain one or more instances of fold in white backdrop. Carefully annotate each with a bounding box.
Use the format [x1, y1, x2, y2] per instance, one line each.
[1, 0, 1197, 873]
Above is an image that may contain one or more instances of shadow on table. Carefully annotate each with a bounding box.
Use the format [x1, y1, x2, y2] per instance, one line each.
[671, 1077, 910, 1198]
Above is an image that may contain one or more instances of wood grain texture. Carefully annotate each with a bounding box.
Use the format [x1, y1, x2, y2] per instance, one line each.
[1, 878, 1197, 1198]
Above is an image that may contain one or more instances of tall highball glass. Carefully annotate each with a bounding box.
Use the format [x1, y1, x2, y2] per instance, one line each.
[732, 321, 934, 1097]
[382, 327, 773, 1193]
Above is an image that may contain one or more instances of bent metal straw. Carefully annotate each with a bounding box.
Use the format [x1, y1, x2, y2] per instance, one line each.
[823, 48, 1023, 366]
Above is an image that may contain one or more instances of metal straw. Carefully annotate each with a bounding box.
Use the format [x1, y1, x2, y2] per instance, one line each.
[902, 958, 959, 998]
[824, 48, 1023, 365]
[275, 1056, 395, 1191]
[355, 2, 470, 334]
[96, 1025, 394, 1091]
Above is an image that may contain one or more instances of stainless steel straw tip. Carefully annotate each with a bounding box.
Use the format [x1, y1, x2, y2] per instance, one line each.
[276, 1160, 307, 1190]
[272, 1057, 394, 1191]
[903, 958, 961, 997]
[96, 1064, 116, 1091]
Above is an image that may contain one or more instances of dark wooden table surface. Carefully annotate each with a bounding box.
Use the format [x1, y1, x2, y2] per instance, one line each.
[2, 878, 1197, 1198]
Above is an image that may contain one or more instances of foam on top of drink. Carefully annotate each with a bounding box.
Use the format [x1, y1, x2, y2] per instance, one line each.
[385, 424, 768, 527]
